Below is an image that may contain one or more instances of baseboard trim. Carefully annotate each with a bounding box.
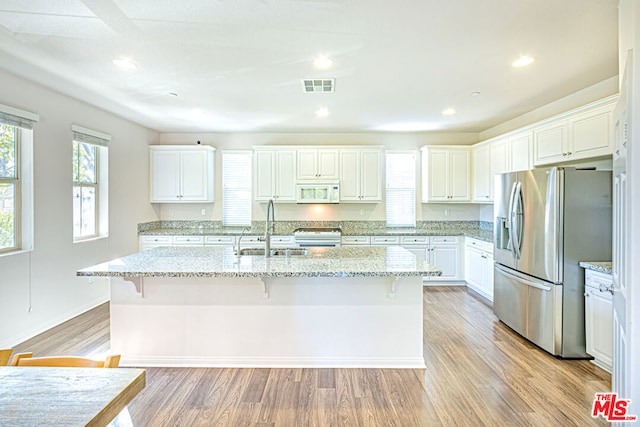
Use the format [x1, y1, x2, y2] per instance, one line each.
[120, 355, 427, 369]
[3, 296, 109, 348]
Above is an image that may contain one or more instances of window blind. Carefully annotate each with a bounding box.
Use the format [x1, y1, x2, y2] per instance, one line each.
[222, 151, 252, 226]
[71, 125, 111, 147]
[386, 151, 416, 227]
[0, 103, 39, 129]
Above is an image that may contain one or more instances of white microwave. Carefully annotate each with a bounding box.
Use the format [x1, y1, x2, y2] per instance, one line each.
[296, 181, 340, 203]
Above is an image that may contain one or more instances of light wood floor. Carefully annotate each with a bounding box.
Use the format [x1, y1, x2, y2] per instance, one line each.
[13, 287, 610, 426]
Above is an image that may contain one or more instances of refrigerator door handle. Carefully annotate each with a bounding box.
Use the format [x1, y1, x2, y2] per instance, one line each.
[511, 181, 523, 259]
[507, 182, 518, 257]
[495, 264, 552, 292]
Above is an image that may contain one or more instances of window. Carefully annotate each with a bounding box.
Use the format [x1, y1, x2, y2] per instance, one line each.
[222, 151, 252, 226]
[386, 151, 416, 227]
[0, 124, 19, 252]
[73, 141, 98, 239]
[0, 103, 38, 255]
[71, 125, 110, 241]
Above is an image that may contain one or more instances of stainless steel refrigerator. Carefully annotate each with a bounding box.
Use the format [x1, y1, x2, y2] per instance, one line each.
[493, 167, 612, 358]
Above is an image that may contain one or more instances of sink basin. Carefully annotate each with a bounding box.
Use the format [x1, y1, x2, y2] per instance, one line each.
[237, 248, 267, 256]
[271, 248, 309, 256]
[236, 248, 309, 257]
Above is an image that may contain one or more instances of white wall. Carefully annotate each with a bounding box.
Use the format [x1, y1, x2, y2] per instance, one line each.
[157, 131, 481, 222]
[0, 69, 159, 348]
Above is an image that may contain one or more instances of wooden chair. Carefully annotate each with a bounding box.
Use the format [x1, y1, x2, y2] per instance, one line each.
[9, 352, 121, 368]
[0, 348, 12, 366]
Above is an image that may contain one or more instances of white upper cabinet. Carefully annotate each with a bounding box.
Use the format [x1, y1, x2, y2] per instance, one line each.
[422, 146, 471, 202]
[509, 131, 533, 172]
[296, 149, 339, 180]
[533, 97, 615, 166]
[150, 145, 215, 203]
[339, 148, 382, 202]
[472, 142, 491, 202]
[473, 131, 532, 203]
[490, 138, 509, 182]
[254, 148, 296, 202]
[533, 120, 569, 165]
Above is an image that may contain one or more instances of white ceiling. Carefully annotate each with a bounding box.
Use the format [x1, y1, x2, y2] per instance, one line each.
[0, 0, 619, 133]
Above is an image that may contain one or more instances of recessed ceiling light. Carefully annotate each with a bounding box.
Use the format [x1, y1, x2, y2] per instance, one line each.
[442, 108, 456, 116]
[112, 58, 137, 70]
[512, 55, 535, 68]
[316, 107, 330, 118]
[313, 55, 333, 69]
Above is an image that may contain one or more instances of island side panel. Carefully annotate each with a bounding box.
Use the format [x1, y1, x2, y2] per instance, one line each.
[109, 275, 424, 368]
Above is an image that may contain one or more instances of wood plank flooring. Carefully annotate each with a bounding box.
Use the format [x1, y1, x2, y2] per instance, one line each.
[12, 287, 611, 426]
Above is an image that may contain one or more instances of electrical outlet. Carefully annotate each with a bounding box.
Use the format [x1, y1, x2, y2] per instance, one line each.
[444, 209, 450, 217]
[201, 208, 206, 216]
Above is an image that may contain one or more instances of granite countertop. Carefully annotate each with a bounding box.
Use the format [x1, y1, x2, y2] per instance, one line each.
[579, 261, 613, 275]
[77, 246, 441, 278]
[139, 226, 493, 242]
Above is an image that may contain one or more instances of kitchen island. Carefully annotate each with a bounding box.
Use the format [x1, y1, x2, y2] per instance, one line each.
[78, 246, 440, 368]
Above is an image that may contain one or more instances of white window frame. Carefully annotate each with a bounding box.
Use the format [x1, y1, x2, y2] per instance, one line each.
[385, 150, 417, 228]
[72, 125, 109, 242]
[0, 124, 20, 254]
[222, 150, 252, 226]
[0, 103, 37, 256]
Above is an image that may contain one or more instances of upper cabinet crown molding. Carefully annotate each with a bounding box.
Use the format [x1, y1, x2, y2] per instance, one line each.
[149, 145, 215, 203]
[471, 94, 617, 204]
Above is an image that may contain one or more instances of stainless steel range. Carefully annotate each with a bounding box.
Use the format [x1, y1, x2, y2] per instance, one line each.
[293, 227, 342, 247]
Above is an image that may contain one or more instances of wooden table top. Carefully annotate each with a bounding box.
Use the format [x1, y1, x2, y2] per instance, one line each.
[0, 366, 145, 426]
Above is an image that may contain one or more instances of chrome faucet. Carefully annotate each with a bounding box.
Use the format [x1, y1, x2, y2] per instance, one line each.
[259, 199, 276, 257]
[235, 226, 251, 255]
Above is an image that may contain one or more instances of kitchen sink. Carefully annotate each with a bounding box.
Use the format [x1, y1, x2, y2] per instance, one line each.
[236, 248, 309, 257]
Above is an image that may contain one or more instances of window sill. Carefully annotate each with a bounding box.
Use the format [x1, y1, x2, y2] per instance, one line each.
[0, 247, 34, 258]
[73, 234, 109, 244]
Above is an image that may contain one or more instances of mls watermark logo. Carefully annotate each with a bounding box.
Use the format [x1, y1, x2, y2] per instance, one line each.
[592, 393, 638, 422]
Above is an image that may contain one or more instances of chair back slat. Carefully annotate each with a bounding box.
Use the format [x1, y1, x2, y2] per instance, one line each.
[0, 349, 12, 366]
[10, 353, 121, 368]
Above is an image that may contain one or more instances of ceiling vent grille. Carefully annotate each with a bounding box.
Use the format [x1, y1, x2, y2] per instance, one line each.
[302, 79, 335, 93]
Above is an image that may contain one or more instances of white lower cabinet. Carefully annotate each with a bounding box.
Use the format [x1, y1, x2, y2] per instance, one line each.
[584, 269, 613, 373]
[172, 236, 205, 246]
[270, 236, 296, 247]
[429, 236, 463, 281]
[341, 236, 371, 246]
[464, 237, 494, 301]
[139, 235, 173, 251]
[370, 235, 400, 246]
[205, 236, 236, 246]
[139, 235, 204, 251]
[400, 236, 463, 283]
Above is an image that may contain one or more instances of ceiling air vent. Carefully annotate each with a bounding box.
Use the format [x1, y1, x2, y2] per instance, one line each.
[302, 79, 335, 93]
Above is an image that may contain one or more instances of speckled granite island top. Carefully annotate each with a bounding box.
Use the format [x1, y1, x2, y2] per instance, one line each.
[579, 261, 613, 275]
[78, 246, 441, 278]
[137, 220, 495, 242]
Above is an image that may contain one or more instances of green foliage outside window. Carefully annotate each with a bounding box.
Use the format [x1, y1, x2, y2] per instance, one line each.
[0, 124, 17, 250]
